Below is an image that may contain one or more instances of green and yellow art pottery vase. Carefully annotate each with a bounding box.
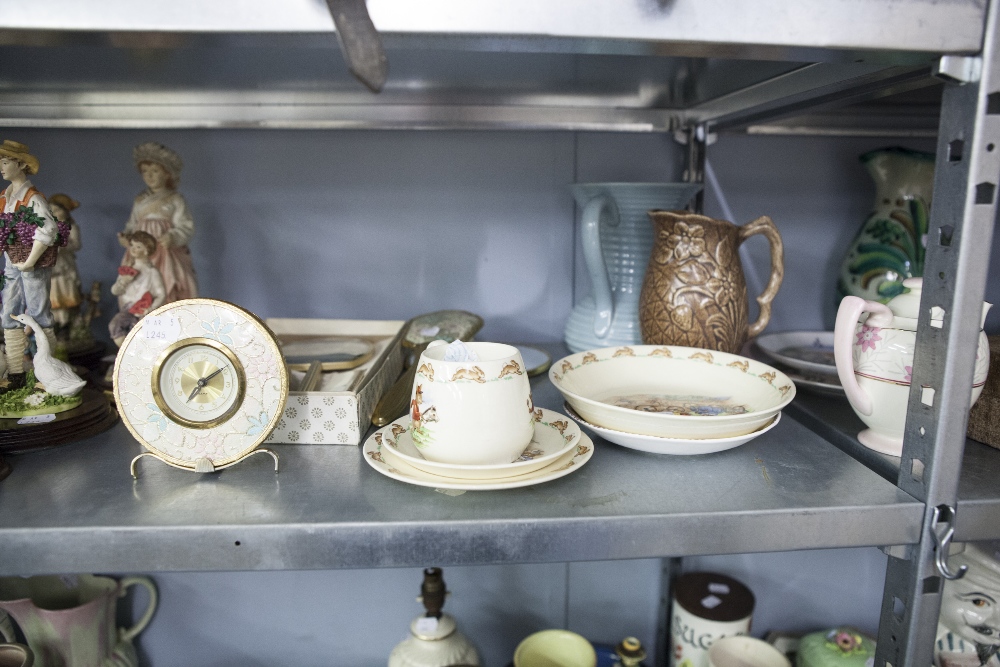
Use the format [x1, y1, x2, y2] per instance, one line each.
[837, 146, 935, 304]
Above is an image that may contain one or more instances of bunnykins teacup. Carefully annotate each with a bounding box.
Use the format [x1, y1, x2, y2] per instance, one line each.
[409, 341, 534, 465]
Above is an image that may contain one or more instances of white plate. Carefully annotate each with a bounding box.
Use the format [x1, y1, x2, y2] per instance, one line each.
[754, 331, 836, 376]
[565, 403, 782, 455]
[363, 431, 594, 491]
[377, 407, 581, 480]
[550, 345, 794, 440]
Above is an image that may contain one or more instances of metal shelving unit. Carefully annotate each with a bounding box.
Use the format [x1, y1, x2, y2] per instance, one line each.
[0, 2, 998, 665]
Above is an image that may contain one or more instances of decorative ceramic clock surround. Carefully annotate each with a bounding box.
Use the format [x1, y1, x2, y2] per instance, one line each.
[113, 298, 289, 475]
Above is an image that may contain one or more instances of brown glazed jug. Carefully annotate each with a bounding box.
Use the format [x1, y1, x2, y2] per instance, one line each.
[639, 211, 784, 353]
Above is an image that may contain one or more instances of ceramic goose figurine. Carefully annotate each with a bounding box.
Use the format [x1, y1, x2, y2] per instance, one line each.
[10, 313, 85, 396]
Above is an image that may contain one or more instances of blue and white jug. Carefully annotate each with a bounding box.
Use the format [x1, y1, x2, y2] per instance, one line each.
[564, 183, 702, 353]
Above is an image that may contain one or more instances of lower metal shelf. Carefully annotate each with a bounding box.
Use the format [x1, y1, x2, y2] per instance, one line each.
[0, 369, 923, 575]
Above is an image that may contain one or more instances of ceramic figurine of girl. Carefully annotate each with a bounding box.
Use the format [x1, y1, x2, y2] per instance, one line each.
[47, 193, 83, 339]
[937, 543, 1000, 667]
[109, 231, 165, 347]
[0, 140, 63, 392]
[118, 142, 198, 304]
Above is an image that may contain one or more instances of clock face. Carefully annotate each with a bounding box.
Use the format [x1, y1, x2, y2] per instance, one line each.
[152, 338, 246, 429]
[114, 298, 288, 470]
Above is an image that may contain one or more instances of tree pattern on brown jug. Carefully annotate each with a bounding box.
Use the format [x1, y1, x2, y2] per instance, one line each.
[639, 211, 784, 354]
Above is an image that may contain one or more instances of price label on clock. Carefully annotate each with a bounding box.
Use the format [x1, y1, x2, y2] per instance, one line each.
[144, 316, 181, 344]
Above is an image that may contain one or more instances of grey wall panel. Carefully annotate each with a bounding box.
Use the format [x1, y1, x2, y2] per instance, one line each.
[567, 559, 662, 651]
[139, 565, 569, 667]
[1, 128, 583, 343]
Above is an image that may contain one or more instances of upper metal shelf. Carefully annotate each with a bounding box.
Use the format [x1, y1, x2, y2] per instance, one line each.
[0, 0, 982, 132]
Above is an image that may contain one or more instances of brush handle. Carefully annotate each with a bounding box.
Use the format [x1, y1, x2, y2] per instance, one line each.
[371, 341, 429, 427]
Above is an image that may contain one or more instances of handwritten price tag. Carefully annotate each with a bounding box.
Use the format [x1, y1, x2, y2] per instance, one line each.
[143, 316, 181, 344]
[18, 414, 56, 425]
[414, 617, 439, 635]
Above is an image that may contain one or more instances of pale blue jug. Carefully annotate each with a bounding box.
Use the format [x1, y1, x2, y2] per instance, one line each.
[564, 183, 702, 353]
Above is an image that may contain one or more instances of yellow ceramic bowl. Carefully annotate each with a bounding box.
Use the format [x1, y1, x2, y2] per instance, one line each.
[514, 630, 597, 667]
[549, 345, 796, 439]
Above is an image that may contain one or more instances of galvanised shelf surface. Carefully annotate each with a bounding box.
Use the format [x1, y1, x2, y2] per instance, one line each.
[0, 1, 978, 131]
[0, 345, 921, 575]
[787, 392, 1000, 542]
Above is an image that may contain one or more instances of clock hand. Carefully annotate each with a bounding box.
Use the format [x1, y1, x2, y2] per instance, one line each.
[187, 367, 227, 402]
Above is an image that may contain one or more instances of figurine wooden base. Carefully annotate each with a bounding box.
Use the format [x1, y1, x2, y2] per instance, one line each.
[130, 448, 279, 478]
[0, 388, 117, 455]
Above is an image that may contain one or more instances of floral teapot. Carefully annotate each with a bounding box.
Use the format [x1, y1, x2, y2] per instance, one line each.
[834, 277, 991, 456]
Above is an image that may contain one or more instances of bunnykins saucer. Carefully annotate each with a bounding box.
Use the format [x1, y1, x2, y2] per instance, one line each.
[363, 431, 594, 491]
[565, 403, 781, 455]
[378, 407, 581, 480]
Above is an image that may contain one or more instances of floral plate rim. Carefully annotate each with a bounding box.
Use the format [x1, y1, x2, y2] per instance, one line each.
[549, 344, 796, 423]
[754, 330, 837, 377]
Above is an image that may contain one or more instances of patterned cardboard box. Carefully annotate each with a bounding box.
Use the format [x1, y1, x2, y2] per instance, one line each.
[264, 319, 405, 445]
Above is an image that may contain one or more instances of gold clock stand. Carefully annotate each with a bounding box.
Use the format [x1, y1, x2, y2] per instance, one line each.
[130, 448, 280, 478]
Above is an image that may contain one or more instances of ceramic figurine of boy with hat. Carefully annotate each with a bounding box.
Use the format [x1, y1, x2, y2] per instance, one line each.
[117, 141, 198, 304]
[0, 140, 61, 392]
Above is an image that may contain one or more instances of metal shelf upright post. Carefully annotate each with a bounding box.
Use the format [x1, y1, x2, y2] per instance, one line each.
[873, 1, 1000, 664]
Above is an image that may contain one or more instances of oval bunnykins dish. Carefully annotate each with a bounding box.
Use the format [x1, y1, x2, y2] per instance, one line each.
[550, 345, 794, 439]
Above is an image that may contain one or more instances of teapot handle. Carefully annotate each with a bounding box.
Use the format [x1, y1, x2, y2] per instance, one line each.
[738, 215, 784, 338]
[579, 194, 620, 339]
[118, 576, 158, 643]
[834, 296, 894, 417]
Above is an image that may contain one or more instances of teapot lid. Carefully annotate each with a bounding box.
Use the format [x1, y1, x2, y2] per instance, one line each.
[886, 278, 924, 321]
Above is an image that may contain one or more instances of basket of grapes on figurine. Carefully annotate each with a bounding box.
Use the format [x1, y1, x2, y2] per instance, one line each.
[0, 205, 70, 267]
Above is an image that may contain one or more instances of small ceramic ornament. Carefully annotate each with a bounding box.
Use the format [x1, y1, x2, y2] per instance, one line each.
[119, 142, 198, 304]
[795, 628, 875, 667]
[46, 193, 83, 344]
[108, 231, 166, 347]
[835, 277, 991, 456]
[388, 568, 479, 667]
[936, 544, 1000, 667]
[0, 140, 72, 395]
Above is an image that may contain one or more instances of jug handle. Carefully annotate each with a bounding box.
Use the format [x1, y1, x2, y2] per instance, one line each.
[0, 609, 15, 643]
[738, 215, 784, 338]
[118, 576, 158, 643]
[834, 296, 893, 417]
[580, 194, 620, 339]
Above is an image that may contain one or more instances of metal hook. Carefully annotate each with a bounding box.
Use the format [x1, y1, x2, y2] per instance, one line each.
[931, 504, 968, 580]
